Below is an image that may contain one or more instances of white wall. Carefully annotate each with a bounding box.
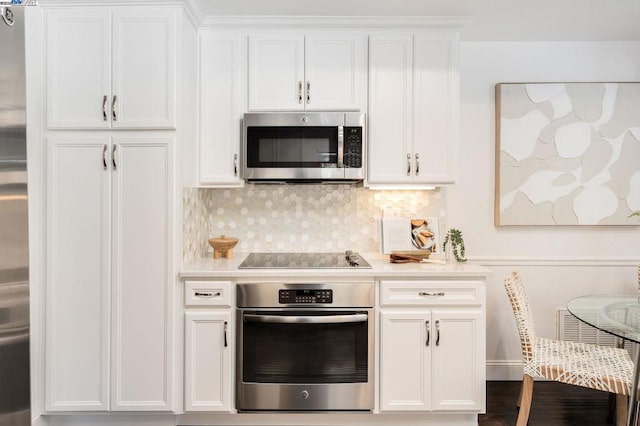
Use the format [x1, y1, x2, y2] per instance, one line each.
[450, 41, 640, 379]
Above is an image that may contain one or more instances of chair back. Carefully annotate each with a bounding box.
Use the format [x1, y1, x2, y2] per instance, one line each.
[504, 272, 536, 362]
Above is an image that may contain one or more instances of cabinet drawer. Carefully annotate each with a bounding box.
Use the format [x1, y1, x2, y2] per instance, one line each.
[185, 281, 231, 306]
[380, 280, 483, 306]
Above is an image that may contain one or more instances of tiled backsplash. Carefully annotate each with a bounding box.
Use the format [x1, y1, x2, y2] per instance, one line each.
[183, 185, 445, 264]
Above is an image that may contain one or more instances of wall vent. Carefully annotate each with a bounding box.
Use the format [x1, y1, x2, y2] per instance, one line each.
[557, 309, 638, 358]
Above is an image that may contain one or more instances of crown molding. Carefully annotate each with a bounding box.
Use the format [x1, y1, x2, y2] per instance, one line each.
[38, 0, 187, 6]
[199, 15, 475, 30]
[37, 0, 202, 26]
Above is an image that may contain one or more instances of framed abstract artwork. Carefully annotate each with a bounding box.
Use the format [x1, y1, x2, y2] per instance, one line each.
[495, 82, 640, 225]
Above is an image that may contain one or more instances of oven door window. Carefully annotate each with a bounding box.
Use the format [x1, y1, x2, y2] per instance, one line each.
[246, 127, 338, 168]
[242, 311, 368, 384]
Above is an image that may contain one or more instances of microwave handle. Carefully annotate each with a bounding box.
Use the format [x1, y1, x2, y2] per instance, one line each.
[243, 313, 367, 324]
[337, 125, 344, 168]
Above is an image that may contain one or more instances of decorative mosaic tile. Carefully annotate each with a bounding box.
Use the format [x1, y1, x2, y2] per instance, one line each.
[183, 184, 445, 263]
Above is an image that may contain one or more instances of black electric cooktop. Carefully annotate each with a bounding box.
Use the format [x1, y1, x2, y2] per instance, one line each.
[237, 251, 372, 269]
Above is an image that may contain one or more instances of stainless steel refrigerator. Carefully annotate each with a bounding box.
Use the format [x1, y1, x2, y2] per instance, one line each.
[0, 3, 31, 426]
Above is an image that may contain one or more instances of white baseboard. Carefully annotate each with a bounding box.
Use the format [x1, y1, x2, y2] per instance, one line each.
[32, 414, 48, 426]
[43, 414, 177, 426]
[486, 360, 524, 381]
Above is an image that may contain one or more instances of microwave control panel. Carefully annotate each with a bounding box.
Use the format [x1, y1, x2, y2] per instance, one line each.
[343, 127, 363, 168]
[279, 289, 333, 304]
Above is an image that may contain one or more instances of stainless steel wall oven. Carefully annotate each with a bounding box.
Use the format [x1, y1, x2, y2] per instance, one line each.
[236, 282, 374, 411]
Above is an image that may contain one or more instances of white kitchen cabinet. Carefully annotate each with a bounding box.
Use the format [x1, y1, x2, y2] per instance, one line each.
[304, 34, 366, 111]
[380, 311, 431, 411]
[45, 137, 110, 411]
[45, 134, 174, 412]
[430, 309, 483, 411]
[368, 33, 459, 186]
[248, 33, 365, 111]
[184, 311, 232, 411]
[184, 280, 233, 412]
[45, 6, 176, 129]
[379, 280, 485, 413]
[198, 32, 246, 187]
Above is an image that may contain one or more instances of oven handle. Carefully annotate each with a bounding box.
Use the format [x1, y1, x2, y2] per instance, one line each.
[243, 313, 368, 324]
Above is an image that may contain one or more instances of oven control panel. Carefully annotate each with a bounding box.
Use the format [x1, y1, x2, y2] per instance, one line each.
[279, 289, 333, 304]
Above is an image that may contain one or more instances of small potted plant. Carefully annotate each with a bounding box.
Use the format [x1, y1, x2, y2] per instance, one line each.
[442, 228, 467, 263]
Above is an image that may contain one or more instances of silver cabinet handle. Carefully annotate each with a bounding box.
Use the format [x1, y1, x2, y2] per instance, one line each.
[102, 144, 108, 170]
[425, 320, 430, 346]
[112, 95, 117, 121]
[223, 321, 228, 348]
[306, 81, 311, 103]
[298, 81, 303, 104]
[419, 292, 445, 297]
[415, 153, 420, 176]
[112, 144, 117, 170]
[436, 320, 440, 346]
[244, 313, 367, 324]
[337, 126, 344, 168]
[194, 291, 221, 297]
[233, 154, 238, 177]
[407, 153, 411, 176]
[102, 95, 108, 121]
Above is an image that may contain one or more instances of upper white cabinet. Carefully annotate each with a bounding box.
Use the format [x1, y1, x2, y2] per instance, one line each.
[45, 7, 177, 129]
[368, 33, 459, 186]
[305, 34, 365, 111]
[45, 134, 174, 412]
[198, 32, 246, 187]
[248, 33, 366, 111]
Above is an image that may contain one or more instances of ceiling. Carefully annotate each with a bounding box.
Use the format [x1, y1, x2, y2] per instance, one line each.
[192, 0, 640, 41]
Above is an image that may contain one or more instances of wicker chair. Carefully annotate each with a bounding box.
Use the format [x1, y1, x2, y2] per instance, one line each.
[504, 272, 634, 426]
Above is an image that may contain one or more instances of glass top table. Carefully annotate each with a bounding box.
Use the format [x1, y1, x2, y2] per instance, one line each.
[567, 295, 640, 426]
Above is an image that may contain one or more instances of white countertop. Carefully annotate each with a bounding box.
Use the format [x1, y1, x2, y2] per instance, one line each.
[180, 252, 492, 279]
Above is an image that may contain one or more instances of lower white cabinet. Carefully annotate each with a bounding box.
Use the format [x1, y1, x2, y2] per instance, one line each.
[380, 311, 432, 411]
[184, 281, 233, 412]
[430, 310, 483, 411]
[45, 134, 174, 412]
[379, 280, 485, 412]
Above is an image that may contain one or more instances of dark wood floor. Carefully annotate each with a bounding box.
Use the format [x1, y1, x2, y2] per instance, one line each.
[479, 381, 614, 426]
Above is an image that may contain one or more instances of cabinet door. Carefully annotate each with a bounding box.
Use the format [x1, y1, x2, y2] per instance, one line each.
[367, 35, 413, 185]
[111, 135, 174, 410]
[198, 32, 246, 186]
[304, 34, 365, 111]
[46, 9, 111, 129]
[412, 36, 458, 184]
[248, 34, 305, 111]
[431, 309, 484, 411]
[45, 137, 111, 411]
[185, 311, 232, 411]
[111, 8, 176, 129]
[379, 310, 431, 411]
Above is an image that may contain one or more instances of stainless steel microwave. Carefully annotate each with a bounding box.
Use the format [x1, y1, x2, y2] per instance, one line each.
[242, 112, 366, 183]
